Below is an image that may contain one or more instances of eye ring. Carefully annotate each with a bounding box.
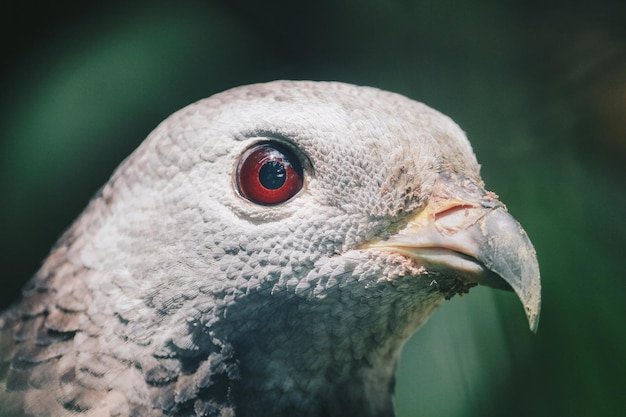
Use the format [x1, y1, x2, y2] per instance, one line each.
[236, 141, 304, 205]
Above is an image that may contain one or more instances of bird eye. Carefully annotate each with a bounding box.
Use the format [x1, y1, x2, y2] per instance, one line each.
[236, 142, 304, 205]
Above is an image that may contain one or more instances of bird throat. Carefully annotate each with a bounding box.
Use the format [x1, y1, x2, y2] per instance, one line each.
[214, 277, 443, 417]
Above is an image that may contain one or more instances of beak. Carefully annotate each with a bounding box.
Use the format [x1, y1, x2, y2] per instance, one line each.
[364, 175, 541, 332]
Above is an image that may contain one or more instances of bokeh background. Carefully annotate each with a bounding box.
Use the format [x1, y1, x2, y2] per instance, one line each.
[1, 0, 625, 416]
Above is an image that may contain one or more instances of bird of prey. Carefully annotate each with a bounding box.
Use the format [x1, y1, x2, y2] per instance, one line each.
[0, 81, 540, 417]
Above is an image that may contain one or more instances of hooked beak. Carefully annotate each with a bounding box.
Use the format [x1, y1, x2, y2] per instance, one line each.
[364, 176, 541, 332]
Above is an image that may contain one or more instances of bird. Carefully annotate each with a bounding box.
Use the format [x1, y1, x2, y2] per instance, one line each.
[0, 80, 540, 417]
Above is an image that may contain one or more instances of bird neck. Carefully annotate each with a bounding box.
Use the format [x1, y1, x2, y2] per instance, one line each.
[216, 281, 442, 417]
[230, 322, 400, 417]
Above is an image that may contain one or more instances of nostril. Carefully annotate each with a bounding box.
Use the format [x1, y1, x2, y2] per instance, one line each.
[434, 204, 475, 221]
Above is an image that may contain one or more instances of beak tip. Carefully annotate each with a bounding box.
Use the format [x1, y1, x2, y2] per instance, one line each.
[525, 296, 541, 333]
[529, 315, 540, 333]
[475, 207, 542, 333]
[522, 283, 542, 333]
[519, 253, 542, 333]
[511, 267, 541, 332]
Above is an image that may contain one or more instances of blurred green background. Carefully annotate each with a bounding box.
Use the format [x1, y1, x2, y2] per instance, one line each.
[1, 0, 624, 416]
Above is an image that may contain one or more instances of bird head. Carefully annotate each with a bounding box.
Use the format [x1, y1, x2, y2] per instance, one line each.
[0, 81, 540, 417]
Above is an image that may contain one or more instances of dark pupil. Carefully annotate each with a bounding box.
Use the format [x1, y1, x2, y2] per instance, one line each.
[259, 161, 287, 190]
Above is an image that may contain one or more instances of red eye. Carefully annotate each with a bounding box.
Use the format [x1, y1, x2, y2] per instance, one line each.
[236, 142, 304, 205]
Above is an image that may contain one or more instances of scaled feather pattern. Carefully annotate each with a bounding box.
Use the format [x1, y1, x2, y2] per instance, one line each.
[0, 81, 540, 417]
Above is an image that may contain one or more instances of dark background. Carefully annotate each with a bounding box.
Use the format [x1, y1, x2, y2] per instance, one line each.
[1, 1, 625, 416]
